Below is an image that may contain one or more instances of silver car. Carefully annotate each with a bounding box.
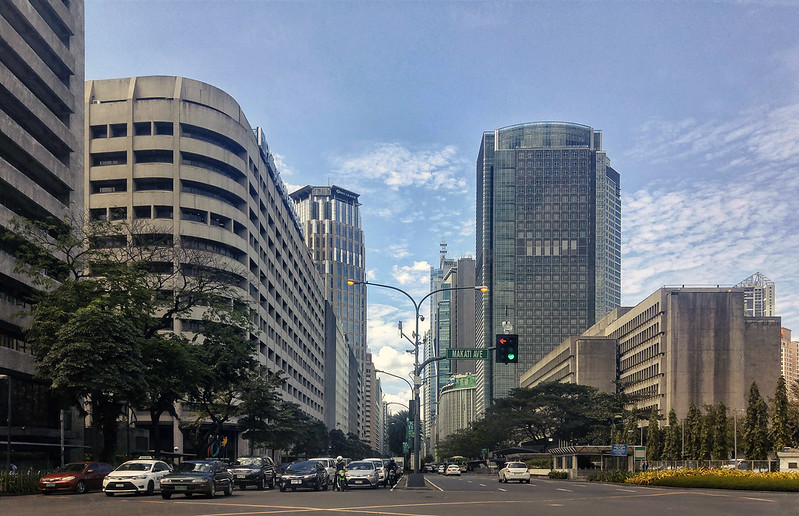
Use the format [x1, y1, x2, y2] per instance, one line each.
[364, 458, 387, 486]
[345, 460, 379, 489]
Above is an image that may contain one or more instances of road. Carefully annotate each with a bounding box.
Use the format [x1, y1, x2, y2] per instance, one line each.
[2, 473, 797, 515]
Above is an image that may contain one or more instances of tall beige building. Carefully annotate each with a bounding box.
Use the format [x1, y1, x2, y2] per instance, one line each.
[1, 0, 85, 465]
[85, 77, 326, 452]
[781, 328, 799, 397]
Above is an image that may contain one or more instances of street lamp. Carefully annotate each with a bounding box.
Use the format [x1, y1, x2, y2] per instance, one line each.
[347, 279, 487, 478]
[0, 375, 10, 473]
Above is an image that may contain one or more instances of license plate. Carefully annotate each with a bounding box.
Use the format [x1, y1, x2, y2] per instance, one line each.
[176, 485, 186, 491]
[46, 483, 56, 488]
[291, 479, 302, 484]
[356, 480, 364, 484]
[237, 474, 245, 478]
[116, 483, 125, 488]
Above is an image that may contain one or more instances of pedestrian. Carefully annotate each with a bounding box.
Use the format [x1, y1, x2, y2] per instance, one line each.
[10, 463, 18, 475]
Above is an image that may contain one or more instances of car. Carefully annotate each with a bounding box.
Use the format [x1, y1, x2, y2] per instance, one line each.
[364, 458, 388, 486]
[228, 456, 276, 490]
[437, 464, 446, 474]
[275, 462, 290, 482]
[278, 460, 328, 492]
[103, 458, 172, 496]
[345, 460, 379, 488]
[498, 461, 531, 483]
[160, 460, 233, 499]
[38, 462, 112, 494]
[445, 463, 461, 476]
[424, 463, 436, 473]
[310, 457, 336, 482]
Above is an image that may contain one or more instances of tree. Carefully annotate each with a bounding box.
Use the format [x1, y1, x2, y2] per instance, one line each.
[387, 411, 409, 456]
[700, 404, 716, 460]
[743, 381, 770, 460]
[329, 429, 349, 457]
[713, 402, 729, 460]
[236, 370, 288, 455]
[684, 403, 702, 460]
[646, 407, 663, 461]
[772, 376, 792, 453]
[663, 409, 682, 461]
[293, 419, 329, 458]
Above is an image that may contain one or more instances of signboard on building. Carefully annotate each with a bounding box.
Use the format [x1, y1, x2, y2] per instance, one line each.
[447, 348, 489, 360]
[611, 444, 628, 457]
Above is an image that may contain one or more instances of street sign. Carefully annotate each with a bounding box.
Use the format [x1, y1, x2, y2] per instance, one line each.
[446, 348, 489, 360]
[611, 444, 627, 457]
[406, 421, 415, 438]
[403, 442, 409, 454]
[634, 446, 646, 460]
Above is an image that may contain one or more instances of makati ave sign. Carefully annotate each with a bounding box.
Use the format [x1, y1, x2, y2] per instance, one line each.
[446, 348, 489, 360]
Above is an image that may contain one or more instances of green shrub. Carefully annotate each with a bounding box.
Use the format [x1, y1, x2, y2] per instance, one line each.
[548, 470, 568, 479]
[0, 472, 43, 496]
[586, 470, 635, 483]
[626, 468, 799, 491]
[526, 458, 553, 469]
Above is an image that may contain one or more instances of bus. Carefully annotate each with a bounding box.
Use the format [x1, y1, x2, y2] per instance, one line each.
[446, 456, 468, 473]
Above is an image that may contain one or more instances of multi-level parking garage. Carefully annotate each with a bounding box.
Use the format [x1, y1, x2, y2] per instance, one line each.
[85, 77, 326, 449]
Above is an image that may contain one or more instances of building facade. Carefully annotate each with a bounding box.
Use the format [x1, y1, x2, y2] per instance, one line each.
[291, 185, 366, 436]
[0, 0, 85, 467]
[363, 352, 382, 452]
[521, 287, 782, 419]
[475, 122, 621, 413]
[435, 374, 478, 454]
[782, 328, 799, 398]
[85, 76, 326, 453]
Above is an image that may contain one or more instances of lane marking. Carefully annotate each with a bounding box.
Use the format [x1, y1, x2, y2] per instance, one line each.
[424, 478, 444, 491]
[556, 488, 573, 492]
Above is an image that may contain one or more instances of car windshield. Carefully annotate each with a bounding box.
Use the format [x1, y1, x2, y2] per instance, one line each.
[286, 461, 316, 472]
[507, 462, 526, 468]
[116, 462, 151, 472]
[58, 463, 87, 473]
[348, 462, 373, 471]
[175, 462, 212, 473]
[236, 457, 261, 467]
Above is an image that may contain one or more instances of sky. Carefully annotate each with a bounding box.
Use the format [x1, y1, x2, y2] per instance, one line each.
[85, 0, 799, 413]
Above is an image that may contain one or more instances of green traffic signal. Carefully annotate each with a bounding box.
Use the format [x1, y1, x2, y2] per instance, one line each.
[495, 334, 519, 363]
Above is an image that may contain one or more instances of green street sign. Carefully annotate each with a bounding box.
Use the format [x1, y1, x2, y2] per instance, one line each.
[403, 442, 409, 454]
[406, 421, 415, 438]
[446, 348, 489, 360]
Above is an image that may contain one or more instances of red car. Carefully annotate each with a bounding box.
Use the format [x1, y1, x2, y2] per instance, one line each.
[39, 462, 112, 494]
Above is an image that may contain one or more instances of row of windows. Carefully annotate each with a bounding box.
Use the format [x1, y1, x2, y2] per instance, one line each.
[620, 341, 661, 371]
[90, 122, 174, 139]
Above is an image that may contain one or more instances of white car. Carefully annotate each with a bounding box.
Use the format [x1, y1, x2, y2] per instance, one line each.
[498, 461, 531, 483]
[310, 457, 336, 482]
[345, 460, 379, 488]
[445, 464, 461, 476]
[364, 458, 387, 486]
[103, 458, 173, 496]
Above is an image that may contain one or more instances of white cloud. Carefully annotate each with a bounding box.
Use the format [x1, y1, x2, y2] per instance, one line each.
[331, 143, 470, 193]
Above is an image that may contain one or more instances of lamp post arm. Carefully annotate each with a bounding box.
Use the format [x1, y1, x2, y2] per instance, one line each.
[375, 369, 413, 391]
[416, 355, 448, 377]
[357, 281, 420, 314]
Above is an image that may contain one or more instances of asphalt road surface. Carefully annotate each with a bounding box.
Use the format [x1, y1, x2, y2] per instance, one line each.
[3, 473, 797, 515]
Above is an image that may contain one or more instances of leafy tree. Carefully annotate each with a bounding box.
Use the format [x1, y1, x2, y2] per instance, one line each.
[743, 381, 770, 460]
[387, 411, 409, 456]
[772, 376, 792, 452]
[663, 409, 682, 461]
[236, 370, 288, 455]
[684, 403, 702, 460]
[329, 429, 349, 457]
[713, 402, 729, 460]
[700, 404, 716, 460]
[293, 419, 329, 458]
[646, 407, 663, 461]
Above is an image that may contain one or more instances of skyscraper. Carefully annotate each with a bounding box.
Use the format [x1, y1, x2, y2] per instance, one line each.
[291, 185, 367, 434]
[735, 272, 775, 317]
[475, 122, 621, 413]
[1, 0, 85, 463]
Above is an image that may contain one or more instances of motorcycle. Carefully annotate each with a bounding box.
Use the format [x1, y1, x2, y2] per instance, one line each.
[387, 469, 397, 487]
[334, 469, 348, 491]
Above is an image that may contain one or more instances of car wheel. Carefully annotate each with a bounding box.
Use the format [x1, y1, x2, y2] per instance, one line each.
[269, 474, 276, 489]
[161, 493, 171, 499]
[209, 483, 216, 498]
[526, 479, 531, 484]
[313, 479, 320, 491]
[224, 482, 232, 496]
[498, 476, 502, 483]
[322, 479, 328, 491]
[74, 480, 87, 494]
[279, 485, 286, 492]
[257, 475, 265, 490]
[145, 480, 154, 495]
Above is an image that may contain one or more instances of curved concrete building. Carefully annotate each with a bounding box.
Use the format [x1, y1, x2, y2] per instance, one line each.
[85, 77, 326, 443]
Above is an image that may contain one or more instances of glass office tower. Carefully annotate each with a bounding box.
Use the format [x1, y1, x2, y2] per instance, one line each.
[475, 122, 621, 413]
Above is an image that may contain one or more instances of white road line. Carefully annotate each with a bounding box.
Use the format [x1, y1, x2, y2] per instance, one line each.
[556, 488, 573, 492]
[479, 483, 487, 487]
[425, 477, 444, 491]
[498, 487, 507, 492]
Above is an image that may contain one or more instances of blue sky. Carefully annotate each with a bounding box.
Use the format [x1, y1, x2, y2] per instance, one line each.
[86, 1, 799, 411]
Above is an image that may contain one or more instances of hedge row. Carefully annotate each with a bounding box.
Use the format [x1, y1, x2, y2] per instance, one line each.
[624, 468, 799, 491]
[0, 472, 43, 496]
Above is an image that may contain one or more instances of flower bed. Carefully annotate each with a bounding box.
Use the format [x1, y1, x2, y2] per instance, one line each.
[625, 468, 799, 491]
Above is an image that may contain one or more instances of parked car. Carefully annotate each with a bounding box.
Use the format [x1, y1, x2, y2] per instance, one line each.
[229, 456, 276, 490]
[278, 460, 328, 492]
[310, 457, 336, 482]
[103, 458, 172, 496]
[445, 463, 461, 476]
[39, 462, 112, 494]
[364, 458, 387, 486]
[498, 462, 531, 483]
[160, 460, 234, 499]
[345, 460, 379, 488]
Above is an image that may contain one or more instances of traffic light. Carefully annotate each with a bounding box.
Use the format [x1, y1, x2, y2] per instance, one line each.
[495, 334, 519, 363]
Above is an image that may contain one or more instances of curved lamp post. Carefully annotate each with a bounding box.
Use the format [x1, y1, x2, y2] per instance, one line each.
[347, 279, 488, 475]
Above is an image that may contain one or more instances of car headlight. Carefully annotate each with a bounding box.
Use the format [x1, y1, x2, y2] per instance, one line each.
[304, 474, 315, 479]
[192, 478, 207, 483]
[161, 479, 172, 484]
[62, 476, 76, 481]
